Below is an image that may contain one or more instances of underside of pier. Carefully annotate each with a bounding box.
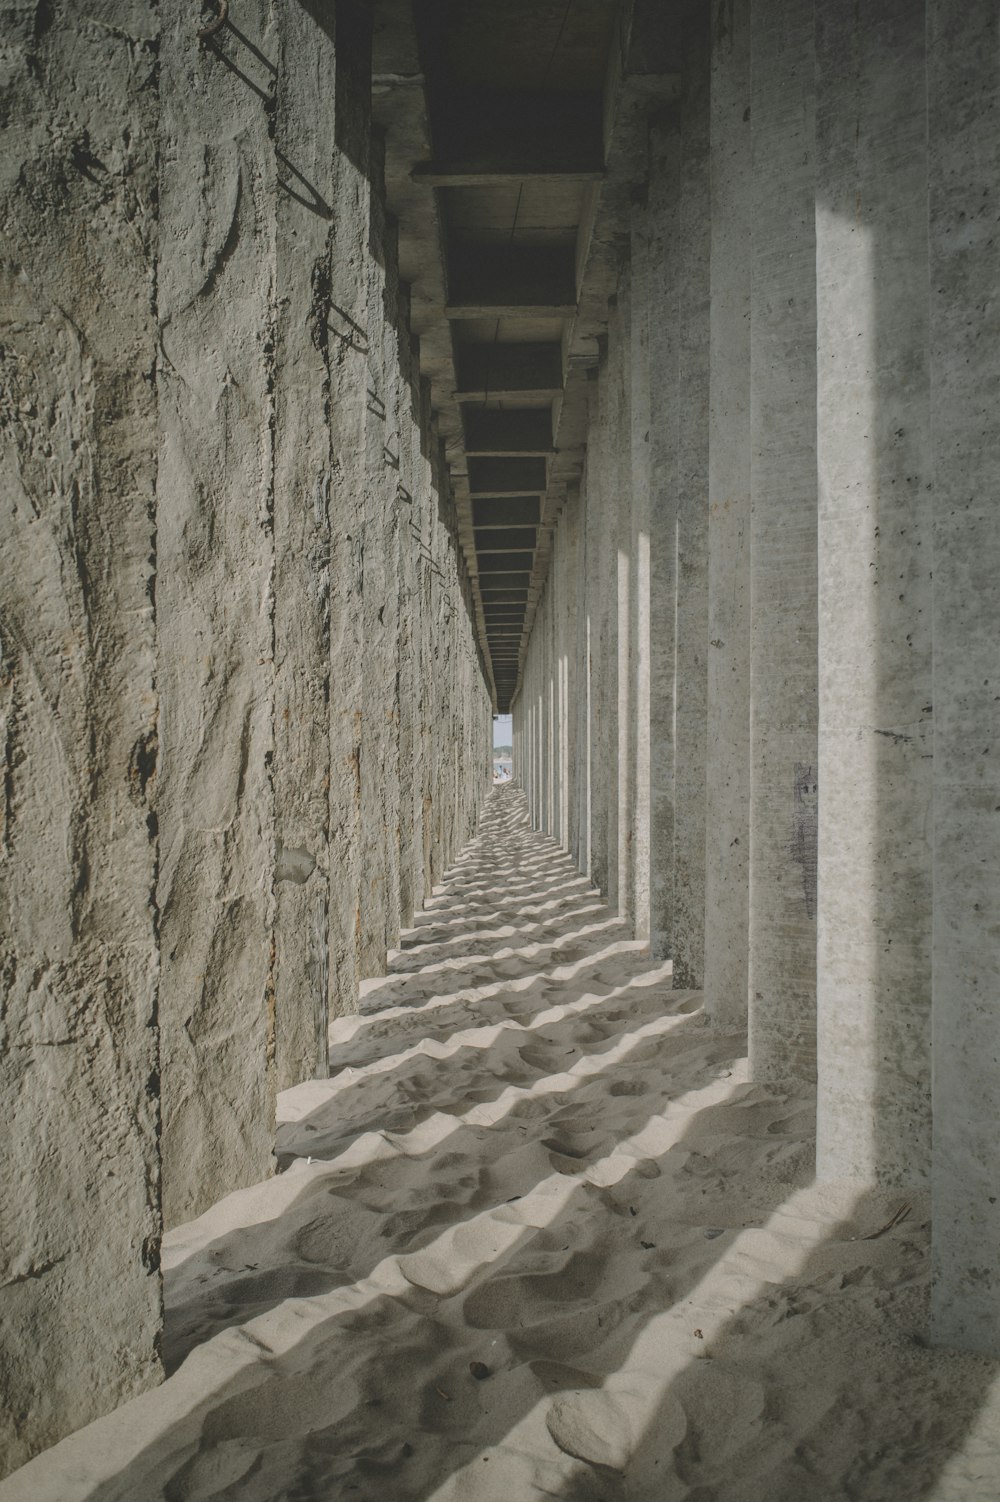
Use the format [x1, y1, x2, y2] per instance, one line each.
[1, 0, 999, 1493]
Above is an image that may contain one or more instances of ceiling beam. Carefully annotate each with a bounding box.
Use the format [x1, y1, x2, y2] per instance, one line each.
[413, 164, 602, 188]
[476, 571, 532, 588]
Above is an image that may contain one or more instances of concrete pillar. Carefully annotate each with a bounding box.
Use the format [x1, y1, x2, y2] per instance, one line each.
[580, 435, 597, 878]
[327, 14, 372, 1015]
[928, 0, 1000, 1354]
[704, 0, 751, 1032]
[646, 128, 678, 962]
[630, 204, 653, 941]
[358, 146, 394, 978]
[0, 8, 162, 1466]
[271, 2, 342, 1090]
[814, 0, 932, 1184]
[563, 488, 583, 861]
[602, 319, 621, 908]
[647, 30, 711, 986]
[747, 0, 818, 1081]
[674, 39, 710, 991]
[588, 358, 611, 894]
[157, 0, 278, 1220]
[614, 278, 635, 922]
[396, 328, 418, 927]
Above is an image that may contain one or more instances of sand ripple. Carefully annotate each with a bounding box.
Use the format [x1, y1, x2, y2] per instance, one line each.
[3, 788, 999, 1501]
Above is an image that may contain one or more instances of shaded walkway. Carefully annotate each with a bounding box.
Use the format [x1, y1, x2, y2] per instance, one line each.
[4, 788, 1000, 1501]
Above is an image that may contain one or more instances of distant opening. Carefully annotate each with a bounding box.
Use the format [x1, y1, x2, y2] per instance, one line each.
[493, 713, 513, 782]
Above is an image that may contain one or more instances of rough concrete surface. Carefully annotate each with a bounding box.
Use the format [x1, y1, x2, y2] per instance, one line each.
[6, 0, 1000, 1483]
[814, 0, 932, 1186]
[703, 0, 751, 1035]
[0, 1, 162, 1469]
[0, 0, 490, 1473]
[927, 0, 1000, 1355]
[747, 0, 818, 1084]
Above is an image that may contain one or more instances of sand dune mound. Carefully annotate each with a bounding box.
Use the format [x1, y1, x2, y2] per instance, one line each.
[3, 787, 999, 1501]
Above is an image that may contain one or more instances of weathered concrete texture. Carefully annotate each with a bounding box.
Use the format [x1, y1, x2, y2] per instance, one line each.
[645, 129, 679, 963]
[0, 1, 491, 1470]
[516, 17, 709, 977]
[703, 0, 751, 1033]
[608, 286, 628, 915]
[747, 0, 818, 1083]
[0, 3, 162, 1469]
[666, 23, 710, 991]
[928, 0, 1000, 1354]
[271, 3, 339, 1094]
[628, 203, 652, 941]
[515, 27, 708, 981]
[156, 0, 279, 1227]
[814, 0, 932, 1186]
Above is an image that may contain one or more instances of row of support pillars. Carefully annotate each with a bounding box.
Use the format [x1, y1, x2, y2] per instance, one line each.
[0, 2, 492, 1472]
[514, 0, 1000, 1355]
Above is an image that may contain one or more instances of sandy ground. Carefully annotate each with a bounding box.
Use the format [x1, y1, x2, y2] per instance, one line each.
[4, 785, 1000, 1501]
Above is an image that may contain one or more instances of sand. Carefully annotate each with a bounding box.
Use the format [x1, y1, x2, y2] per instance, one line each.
[3, 785, 1000, 1501]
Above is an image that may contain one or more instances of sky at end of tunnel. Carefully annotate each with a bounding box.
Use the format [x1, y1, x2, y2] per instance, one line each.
[493, 714, 512, 749]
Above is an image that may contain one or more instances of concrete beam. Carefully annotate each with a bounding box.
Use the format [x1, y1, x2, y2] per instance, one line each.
[414, 165, 603, 187]
[476, 571, 532, 589]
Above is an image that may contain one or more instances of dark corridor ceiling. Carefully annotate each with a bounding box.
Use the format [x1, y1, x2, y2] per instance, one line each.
[373, 0, 670, 712]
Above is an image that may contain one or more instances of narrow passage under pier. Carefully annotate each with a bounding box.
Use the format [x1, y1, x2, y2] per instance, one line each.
[5, 790, 999, 1502]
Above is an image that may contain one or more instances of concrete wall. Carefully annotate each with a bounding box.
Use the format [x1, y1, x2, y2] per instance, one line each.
[0, 1, 490, 1473]
[515, 0, 1000, 1356]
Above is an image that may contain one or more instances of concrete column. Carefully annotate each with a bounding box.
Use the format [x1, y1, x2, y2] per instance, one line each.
[563, 489, 583, 860]
[0, 8, 162, 1466]
[748, 0, 818, 1081]
[672, 30, 711, 991]
[581, 434, 597, 878]
[157, 0, 278, 1219]
[614, 278, 635, 922]
[647, 31, 710, 987]
[396, 328, 418, 927]
[327, 16, 372, 1013]
[380, 240, 404, 950]
[814, 0, 932, 1184]
[646, 127, 679, 962]
[271, 2, 341, 1090]
[358, 147, 394, 978]
[630, 204, 653, 941]
[928, 0, 1000, 1354]
[602, 319, 621, 909]
[588, 357, 611, 894]
[704, 0, 751, 1031]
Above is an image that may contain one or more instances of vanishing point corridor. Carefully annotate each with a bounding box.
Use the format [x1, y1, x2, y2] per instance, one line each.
[5, 1, 1000, 1495]
[8, 788, 998, 1500]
